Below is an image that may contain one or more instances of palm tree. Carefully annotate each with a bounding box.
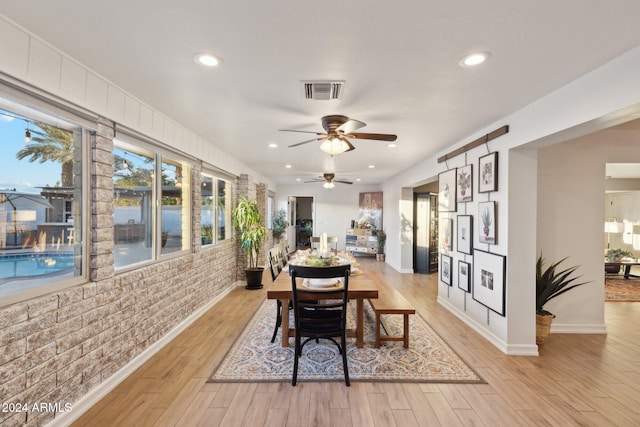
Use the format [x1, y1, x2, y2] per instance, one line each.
[16, 123, 74, 186]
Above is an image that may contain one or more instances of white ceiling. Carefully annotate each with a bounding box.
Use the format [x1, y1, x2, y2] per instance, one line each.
[1, 1, 640, 185]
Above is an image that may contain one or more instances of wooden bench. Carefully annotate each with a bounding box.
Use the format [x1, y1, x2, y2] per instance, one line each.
[368, 283, 416, 348]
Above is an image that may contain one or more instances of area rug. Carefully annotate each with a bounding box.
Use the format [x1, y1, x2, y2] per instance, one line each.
[605, 278, 640, 301]
[208, 299, 484, 384]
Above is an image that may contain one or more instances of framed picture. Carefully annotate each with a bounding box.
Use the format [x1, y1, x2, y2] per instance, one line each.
[457, 215, 473, 254]
[478, 152, 498, 193]
[478, 201, 496, 245]
[441, 254, 452, 286]
[358, 192, 383, 230]
[441, 218, 453, 252]
[458, 261, 471, 292]
[472, 249, 506, 316]
[438, 169, 457, 212]
[456, 165, 473, 203]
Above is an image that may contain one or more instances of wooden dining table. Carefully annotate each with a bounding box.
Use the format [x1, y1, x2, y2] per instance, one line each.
[267, 266, 378, 348]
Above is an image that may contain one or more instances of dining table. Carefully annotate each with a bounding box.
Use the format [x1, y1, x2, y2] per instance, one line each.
[267, 263, 378, 348]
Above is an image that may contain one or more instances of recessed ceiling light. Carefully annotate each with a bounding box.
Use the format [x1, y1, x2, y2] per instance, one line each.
[368, 165, 375, 169]
[387, 143, 397, 148]
[194, 53, 223, 67]
[268, 143, 278, 148]
[285, 164, 292, 168]
[356, 178, 361, 182]
[296, 178, 301, 181]
[459, 51, 490, 67]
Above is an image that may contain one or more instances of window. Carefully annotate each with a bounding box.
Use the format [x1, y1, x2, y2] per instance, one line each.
[114, 140, 192, 268]
[200, 171, 232, 245]
[0, 105, 84, 298]
[161, 157, 191, 255]
[217, 178, 230, 241]
[200, 173, 214, 246]
[113, 145, 154, 268]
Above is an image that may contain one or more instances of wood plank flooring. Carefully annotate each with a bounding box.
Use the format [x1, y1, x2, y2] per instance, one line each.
[72, 258, 640, 426]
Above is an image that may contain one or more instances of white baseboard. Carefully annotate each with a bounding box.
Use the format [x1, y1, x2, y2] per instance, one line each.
[47, 284, 237, 427]
[437, 296, 539, 356]
[551, 323, 607, 334]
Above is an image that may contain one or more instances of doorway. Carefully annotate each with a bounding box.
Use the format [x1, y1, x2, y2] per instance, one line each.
[287, 196, 314, 249]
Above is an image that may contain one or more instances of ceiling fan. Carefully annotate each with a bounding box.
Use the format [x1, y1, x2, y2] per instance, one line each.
[280, 115, 397, 155]
[305, 173, 352, 189]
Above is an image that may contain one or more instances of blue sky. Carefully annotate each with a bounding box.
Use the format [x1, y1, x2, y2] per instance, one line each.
[0, 111, 60, 193]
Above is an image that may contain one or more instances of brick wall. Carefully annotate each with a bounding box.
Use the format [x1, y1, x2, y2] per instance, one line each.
[0, 118, 239, 427]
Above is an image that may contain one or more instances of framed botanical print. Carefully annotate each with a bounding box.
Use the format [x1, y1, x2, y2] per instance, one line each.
[478, 152, 498, 193]
[438, 169, 457, 212]
[441, 218, 453, 252]
[441, 254, 452, 286]
[456, 164, 473, 203]
[458, 260, 471, 292]
[457, 215, 473, 254]
[478, 201, 496, 245]
[472, 249, 506, 316]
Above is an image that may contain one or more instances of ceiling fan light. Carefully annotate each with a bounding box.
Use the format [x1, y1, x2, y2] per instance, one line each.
[323, 181, 335, 189]
[320, 137, 349, 155]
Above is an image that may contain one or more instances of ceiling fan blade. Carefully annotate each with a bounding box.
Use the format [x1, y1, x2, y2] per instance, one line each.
[335, 179, 353, 184]
[288, 137, 324, 148]
[304, 179, 324, 183]
[279, 129, 325, 135]
[346, 132, 397, 141]
[344, 138, 356, 152]
[336, 118, 366, 134]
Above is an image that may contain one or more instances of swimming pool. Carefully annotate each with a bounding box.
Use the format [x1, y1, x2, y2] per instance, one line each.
[0, 252, 75, 279]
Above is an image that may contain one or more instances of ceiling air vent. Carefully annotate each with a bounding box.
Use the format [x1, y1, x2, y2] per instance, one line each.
[301, 81, 344, 100]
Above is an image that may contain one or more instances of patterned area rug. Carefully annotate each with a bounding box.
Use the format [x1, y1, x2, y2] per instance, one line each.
[208, 299, 484, 384]
[605, 278, 640, 301]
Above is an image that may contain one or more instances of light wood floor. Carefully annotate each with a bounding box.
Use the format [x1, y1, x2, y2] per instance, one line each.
[72, 258, 640, 427]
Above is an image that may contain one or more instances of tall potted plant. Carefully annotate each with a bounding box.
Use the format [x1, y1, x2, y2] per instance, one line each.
[233, 196, 267, 289]
[536, 254, 590, 344]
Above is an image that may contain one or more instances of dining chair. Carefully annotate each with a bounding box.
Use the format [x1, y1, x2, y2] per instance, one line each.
[268, 249, 284, 343]
[289, 264, 351, 386]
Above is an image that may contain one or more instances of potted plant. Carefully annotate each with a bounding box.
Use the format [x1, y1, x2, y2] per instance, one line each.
[272, 208, 288, 242]
[375, 229, 386, 262]
[536, 254, 590, 344]
[233, 196, 267, 289]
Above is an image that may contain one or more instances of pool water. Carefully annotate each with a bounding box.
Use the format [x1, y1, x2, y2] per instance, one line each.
[0, 253, 75, 279]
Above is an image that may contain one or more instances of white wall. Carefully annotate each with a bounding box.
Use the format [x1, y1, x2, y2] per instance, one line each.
[274, 183, 382, 251]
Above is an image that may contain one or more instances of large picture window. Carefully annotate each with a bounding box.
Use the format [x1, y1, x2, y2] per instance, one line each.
[0, 105, 84, 298]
